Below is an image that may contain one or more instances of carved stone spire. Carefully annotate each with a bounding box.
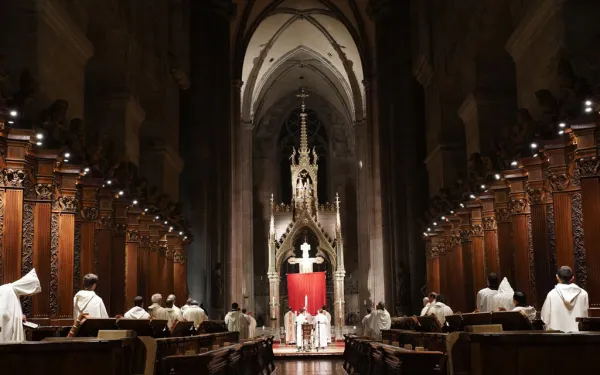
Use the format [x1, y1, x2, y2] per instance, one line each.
[335, 193, 342, 240]
[296, 88, 310, 165]
[269, 193, 275, 241]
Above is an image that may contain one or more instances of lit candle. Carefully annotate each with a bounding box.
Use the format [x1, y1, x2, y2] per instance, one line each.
[272, 296, 275, 305]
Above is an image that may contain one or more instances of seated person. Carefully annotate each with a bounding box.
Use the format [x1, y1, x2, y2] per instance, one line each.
[491, 277, 515, 312]
[511, 291, 537, 320]
[420, 294, 453, 325]
[124, 296, 150, 319]
[476, 273, 500, 312]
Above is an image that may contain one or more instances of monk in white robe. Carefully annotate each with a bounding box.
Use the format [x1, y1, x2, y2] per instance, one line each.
[511, 291, 537, 321]
[167, 294, 182, 316]
[420, 294, 453, 325]
[490, 277, 515, 311]
[165, 297, 184, 329]
[362, 309, 373, 338]
[124, 296, 150, 319]
[225, 303, 250, 339]
[369, 302, 391, 340]
[322, 306, 332, 343]
[315, 310, 328, 349]
[183, 300, 207, 329]
[73, 274, 108, 319]
[296, 309, 307, 349]
[541, 266, 589, 332]
[476, 273, 500, 312]
[148, 293, 169, 320]
[284, 308, 296, 344]
[247, 312, 257, 339]
[181, 298, 193, 313]
[0, 269, 41, 343]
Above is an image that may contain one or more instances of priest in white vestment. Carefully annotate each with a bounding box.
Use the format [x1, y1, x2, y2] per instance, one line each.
[369, 302, 391, 340]
[247, 312, 257, 339]
[165, 296, 184, 329]
[490, 277, 515, 311]
[124, 296, 150, 319]
[476, 273, 500, 312]
[362, 308, 373, 338]
[315, 309, 328, 349]
[73, 274, 109, 319]
[322, 305, 332, 343]
[284, 308, 296, 344]
[183, 300, 207, 329]
[511, 291, 537, 320]
[225, 303, 250, 339]
[181, 298, 193, 313]
[420, 294, 453, 325]
[148, 293, 169, 320]
[296, 309, 308, 349]
[167, 294, 182, 316]
[0, 269, 41, 343]
[541, 266, 589, 332]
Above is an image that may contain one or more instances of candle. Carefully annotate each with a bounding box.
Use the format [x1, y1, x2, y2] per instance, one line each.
[305, 295, 308, 309]
[272, 296, 275, 305]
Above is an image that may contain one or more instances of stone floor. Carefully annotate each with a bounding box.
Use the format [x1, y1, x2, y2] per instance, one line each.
[274, 359, 345, 374]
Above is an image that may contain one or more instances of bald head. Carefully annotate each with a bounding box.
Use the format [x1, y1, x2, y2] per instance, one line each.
[423, 297, 430, 307]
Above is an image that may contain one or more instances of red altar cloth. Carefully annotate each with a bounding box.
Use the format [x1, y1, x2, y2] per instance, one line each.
[287, 272, 326, 316]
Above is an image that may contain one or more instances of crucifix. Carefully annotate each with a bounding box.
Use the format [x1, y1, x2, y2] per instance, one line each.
[288, 236, 324, 274]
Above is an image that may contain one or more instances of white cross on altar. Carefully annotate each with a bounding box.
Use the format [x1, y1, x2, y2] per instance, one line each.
[288, 240, 324, 273]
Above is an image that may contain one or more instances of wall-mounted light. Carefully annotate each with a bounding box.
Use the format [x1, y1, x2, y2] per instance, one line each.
[9, 110, 17, 117]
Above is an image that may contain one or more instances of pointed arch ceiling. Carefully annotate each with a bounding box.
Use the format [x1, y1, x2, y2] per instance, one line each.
[241, 3, 365, 129]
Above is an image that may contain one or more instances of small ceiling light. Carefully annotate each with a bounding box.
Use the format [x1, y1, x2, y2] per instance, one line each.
[586, 107, 593, 113]
[64, 152, 70, 158]
[84, 167, 90, 172]
[460, 203, 465, 208]
[144, 208, 148, 212]
[433, 222, 437, 226]
[450, 210, 454, 214]
[480, 184, 486, 189]
[559, 122, 566, 128]
[558, 130, 564, 135]
[64, 159, 69, 163]
[184, 236, 188, 240]
[8, 120, 14, 124]
[470, 194, 476, 199]
[132, 200, 138, 205]
[441, 216, 446, 220]
[9, 110, 17, 117]
[118, 191, 124, 196]
[36, 133, 44, 140]
[511, 161, 518, 166]
[36, 141, 42, 146]
[585, 100, 593, 106]
[164, 221, 168, 225]
[427, 228, 431, 232]
[533, 153, 538, 158]
[179, 231, 183, 236]
[423, 232, 427, 236]
[107, 180, 112, 185]
[155, 216, 160, 220]
[495, 174, 501, 180]
[169, 226, 174, 231]
[530, 143, 538, 149]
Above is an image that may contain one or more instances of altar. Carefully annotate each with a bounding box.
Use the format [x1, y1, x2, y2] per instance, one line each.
[265, 89, 346, 341]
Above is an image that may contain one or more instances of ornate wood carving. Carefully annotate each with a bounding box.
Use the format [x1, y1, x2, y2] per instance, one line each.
[0, 192, 4, 281]
[140, 235, 151, 247]
[127, 230, 140, 242]
[23, 176, 35, 200]
[80, 207, 99, 221]
[527, 215, 536, 297]
[460, 228, 472, 244]
[575, 157, 600, 178]
[21, 203, 34, 316]
[572, 193, 587, 288]
[494, 208, 511, 222]
[509, 199, 528, 214]
[547, 204, 557, 273]
[49, 213, 59, 317]
[35, 183, 54, 201]
[149, 240, 159, 252]
[74, 222, 81, 293]
[526, 187, 545, 204]
[58, 196, 78, 212]
[115, 223, 127, 235]
[158, 244, 168, 256]
[482, 217, 497, 230]
[2, 168, 25, 187]
[471, 224, 484, 237]
[96, 215, 113, 230]
[548, 172, 571, 192]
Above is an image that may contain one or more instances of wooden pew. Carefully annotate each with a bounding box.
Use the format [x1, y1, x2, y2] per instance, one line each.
[577, 317, 600, 331]
[198, 320, 228, 333]
[382, 329, 448, 353]
[0, 340, 132, 375]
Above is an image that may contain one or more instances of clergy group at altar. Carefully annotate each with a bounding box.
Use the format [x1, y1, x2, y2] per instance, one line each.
[0, 271, 209, 343]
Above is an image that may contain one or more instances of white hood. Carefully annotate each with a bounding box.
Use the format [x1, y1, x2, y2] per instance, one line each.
[74, 290, 97, 310]
[498, 277, 514, 294]
[555, 283, 583, 310]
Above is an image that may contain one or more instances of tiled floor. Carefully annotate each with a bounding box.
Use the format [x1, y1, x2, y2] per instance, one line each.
[274, 359, 346, 374]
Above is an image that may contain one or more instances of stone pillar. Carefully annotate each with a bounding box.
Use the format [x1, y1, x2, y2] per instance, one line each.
[267, 271, 280, 338]
[522, 156, 553, 307]
[95, 188, 114, 312]
[480, 193, 499, 275]
[55, 164, 80, 318]
[505, 169, 535, 303]
[334, 270, 346, 339]
[138, 213, 152, 305]
[572, 123, 600, 311]
[492, 179, 514, 282]
[32, 153, 56, 319]
[125, 207, 140, 307]
[110, 198, 128, 316]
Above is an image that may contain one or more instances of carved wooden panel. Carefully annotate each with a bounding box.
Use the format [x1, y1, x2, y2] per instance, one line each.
[3, 189, 23, 283]
[58, 214, 75, 318]
[125, 243, 138, 306]
[581, 178, 600, 307]
[531, 204, 553, 307]
[158, 251, 168, 298]
[95, 228, 113, 314]
[110, 234, 126, 316]
[512, 215, 534, 301]
[431, 257, 440, 294]
[0, 191, 4, 282]
[73, 221, 81, 294]
[148, 249, 159, 301]
[461, 240, 475, 311]
[572, 193, 587, 289]
[497, 222, 514, 283]
[80, 222, 96, 281]
[553, 193, 574, 270]
[483, 230, 499, 275]
[452, 243, 467, 312]
[471, 236, 486, 291]
[49, 213, 59, 317]
[137, 239, 150, 304]
[21, 203, 34, 316]
[33, 203, 51, 318]
[547, 204, 557, 273]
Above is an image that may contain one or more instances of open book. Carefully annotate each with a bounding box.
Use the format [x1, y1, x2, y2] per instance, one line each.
[23, 321, 39, 329]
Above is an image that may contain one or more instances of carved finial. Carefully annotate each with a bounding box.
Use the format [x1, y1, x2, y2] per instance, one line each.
[296, 88, 310, 163]
[270, 193, 275, 239]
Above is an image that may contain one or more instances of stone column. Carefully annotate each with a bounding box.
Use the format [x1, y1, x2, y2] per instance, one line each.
[505, 169, 535, 303]
[55, 164, 80, 318]
[267, 271, 280, 338]
[522, 156, 553, 307]
[125, 207, 141, 307]
[32, 153, 57, 319]
[334, 270, 346, 339]
[95, 188, 114, 312]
